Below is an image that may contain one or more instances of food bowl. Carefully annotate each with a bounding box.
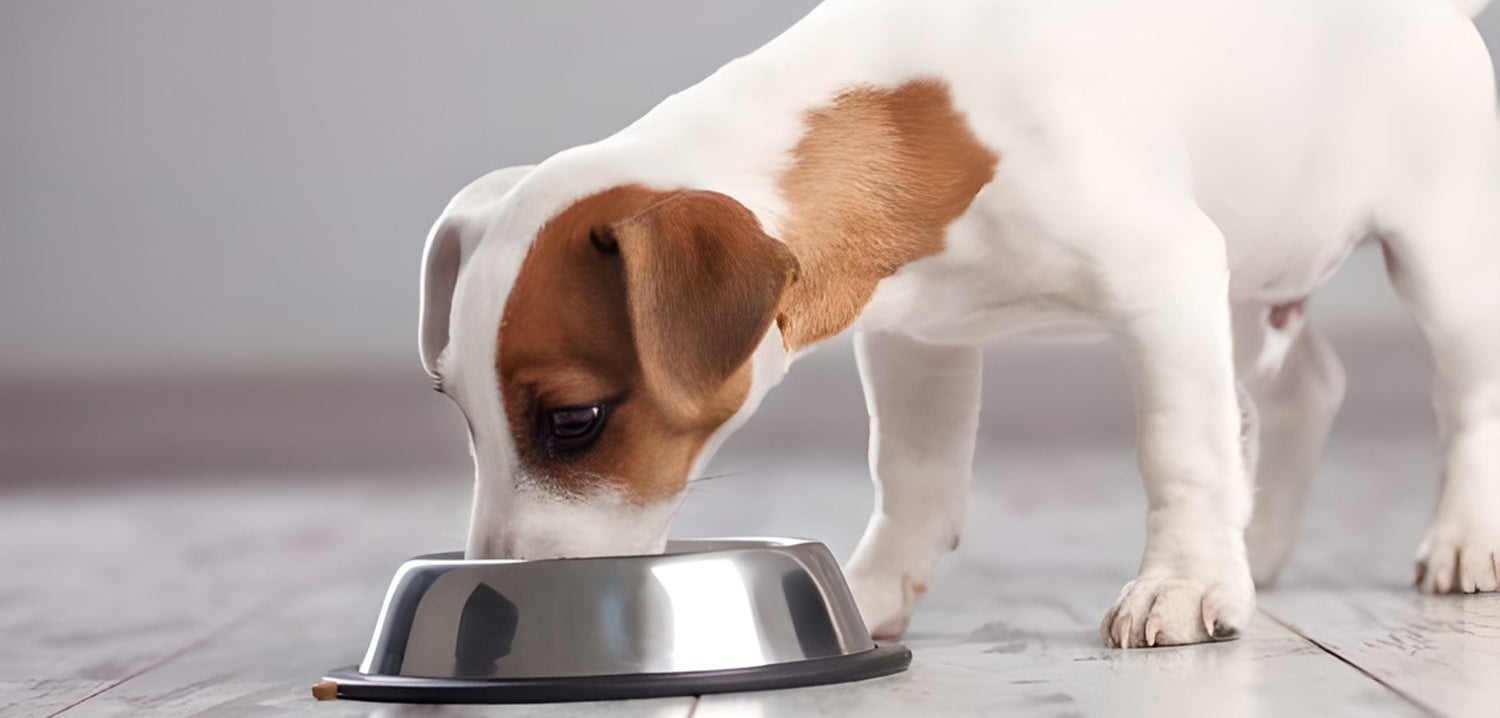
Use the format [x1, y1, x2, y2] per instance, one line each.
[319, 538, 910, 703]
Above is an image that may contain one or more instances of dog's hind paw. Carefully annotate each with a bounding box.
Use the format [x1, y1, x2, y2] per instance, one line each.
[1415, 522, 1500, 594]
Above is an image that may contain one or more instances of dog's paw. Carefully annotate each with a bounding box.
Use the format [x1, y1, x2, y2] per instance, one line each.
[846, 568, 924, 640]
[1100, 575, 1253, 649]
[1415, 522, 1500, 594]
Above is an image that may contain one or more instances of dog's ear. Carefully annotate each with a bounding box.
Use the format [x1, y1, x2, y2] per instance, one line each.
[419, 165, 535, 378]
[606, 191, 798, 409]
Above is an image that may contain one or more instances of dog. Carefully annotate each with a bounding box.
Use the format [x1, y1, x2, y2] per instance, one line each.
[417, 0, 1500, 648]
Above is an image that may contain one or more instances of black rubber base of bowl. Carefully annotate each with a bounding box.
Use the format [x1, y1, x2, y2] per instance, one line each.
[322, 643, 910, 704]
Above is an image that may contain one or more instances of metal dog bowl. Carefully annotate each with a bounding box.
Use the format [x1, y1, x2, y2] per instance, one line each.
[319, 538, 910, 703]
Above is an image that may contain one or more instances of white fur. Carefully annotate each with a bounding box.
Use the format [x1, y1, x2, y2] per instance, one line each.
[467, 481, 684, 560]
[426, 0, 1500, 646]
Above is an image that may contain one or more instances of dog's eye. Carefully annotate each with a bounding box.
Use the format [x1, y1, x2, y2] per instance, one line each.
[542, 404, 609, 455]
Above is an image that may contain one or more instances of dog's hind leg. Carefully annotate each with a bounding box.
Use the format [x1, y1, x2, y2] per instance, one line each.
[1380, 158, 1500, 594]
[1232, 303, 1347, 587]
[844, 330, 983, 639]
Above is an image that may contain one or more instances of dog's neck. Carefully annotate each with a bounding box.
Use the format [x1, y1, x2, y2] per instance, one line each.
[569, 58, 999, 355]
[688, 324, 794, 482]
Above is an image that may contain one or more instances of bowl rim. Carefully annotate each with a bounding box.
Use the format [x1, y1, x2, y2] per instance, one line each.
[401, 536, 822, 567]
[324, 643, 911, 703]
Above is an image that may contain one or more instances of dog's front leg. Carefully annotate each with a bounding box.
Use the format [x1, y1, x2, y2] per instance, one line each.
[1099, 216, 1255, 648]
[845, 330, 983, 639]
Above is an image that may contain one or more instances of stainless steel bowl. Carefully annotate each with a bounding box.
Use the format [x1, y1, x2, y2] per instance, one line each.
[320, 538, 910, 703]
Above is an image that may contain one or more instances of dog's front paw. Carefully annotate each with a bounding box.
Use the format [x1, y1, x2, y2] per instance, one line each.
[846, 567, 924, 640]
[1415, 520, 1500, 594]
[1101, 574, 1253, 649]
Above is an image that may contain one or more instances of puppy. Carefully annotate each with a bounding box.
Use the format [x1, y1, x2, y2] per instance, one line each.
[418, 0, 1500, 648]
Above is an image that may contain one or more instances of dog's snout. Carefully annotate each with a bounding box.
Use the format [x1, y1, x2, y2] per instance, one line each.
[464, 528, 514, 561]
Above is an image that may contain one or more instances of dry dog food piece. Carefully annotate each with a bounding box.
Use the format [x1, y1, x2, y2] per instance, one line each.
[311, 680, 338, 701]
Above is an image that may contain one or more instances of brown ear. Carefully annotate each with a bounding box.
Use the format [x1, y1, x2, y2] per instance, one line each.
[605, 191, 798, 411]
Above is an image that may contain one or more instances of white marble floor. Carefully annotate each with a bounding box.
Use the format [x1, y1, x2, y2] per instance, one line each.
[5, 331, 1499, 717]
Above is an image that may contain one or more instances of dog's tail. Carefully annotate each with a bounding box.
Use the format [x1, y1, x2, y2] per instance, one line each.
[1451, 0, 1493, 18]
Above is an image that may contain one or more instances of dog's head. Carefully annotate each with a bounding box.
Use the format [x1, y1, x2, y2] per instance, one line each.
[419, 166, 799, 559]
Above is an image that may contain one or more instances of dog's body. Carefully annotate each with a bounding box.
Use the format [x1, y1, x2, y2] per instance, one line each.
[420, 0, 1500, 648]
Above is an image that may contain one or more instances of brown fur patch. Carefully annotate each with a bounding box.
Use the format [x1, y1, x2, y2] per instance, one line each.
[498, 187, 793, 503]
[776, 78, 999, 348]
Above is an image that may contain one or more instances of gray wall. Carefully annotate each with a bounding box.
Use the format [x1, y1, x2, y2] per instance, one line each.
[0, 1, 820, 378]
[2, 2, 1496, 379]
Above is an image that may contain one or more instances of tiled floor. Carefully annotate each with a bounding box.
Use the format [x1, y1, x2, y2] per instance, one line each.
[5, 330, 1498, 717]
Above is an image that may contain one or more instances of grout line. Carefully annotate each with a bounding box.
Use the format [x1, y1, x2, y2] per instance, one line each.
[44, 594, 295, 718]
[685, 695, 701, 718]
[1259, 609, 1447, 718]
[45, 630, 229, 718]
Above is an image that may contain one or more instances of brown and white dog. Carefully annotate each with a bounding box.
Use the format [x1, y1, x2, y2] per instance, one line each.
[418, 0, 1500, 648]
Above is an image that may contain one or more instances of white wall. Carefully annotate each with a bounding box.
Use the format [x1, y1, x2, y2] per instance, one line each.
[2, 2, 1496, 378]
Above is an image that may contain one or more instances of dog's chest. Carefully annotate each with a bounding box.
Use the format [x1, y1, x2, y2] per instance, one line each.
[855, 219, 1106, 345]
